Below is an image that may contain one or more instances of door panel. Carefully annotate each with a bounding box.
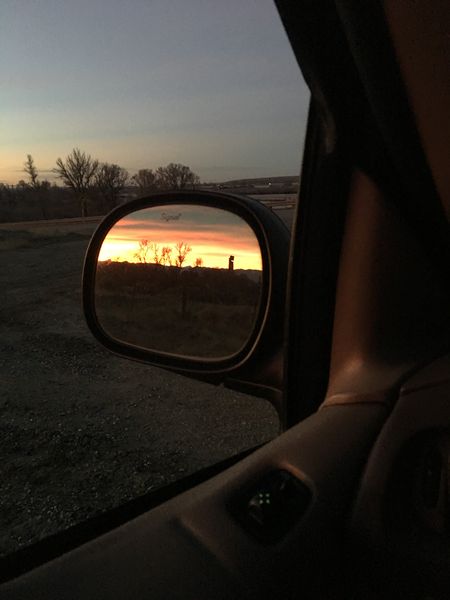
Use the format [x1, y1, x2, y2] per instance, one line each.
[1, 403, 386, 600]
[349, 354, 450, 599]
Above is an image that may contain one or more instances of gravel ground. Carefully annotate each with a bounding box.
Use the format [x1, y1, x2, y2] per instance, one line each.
[0, 227, 279, 556]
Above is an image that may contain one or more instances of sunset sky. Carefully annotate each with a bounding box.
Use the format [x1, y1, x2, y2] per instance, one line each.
[1, 0, 309, 185]
[98, 204, 262, 270]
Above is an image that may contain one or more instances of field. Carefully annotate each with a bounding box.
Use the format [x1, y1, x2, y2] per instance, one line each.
[96, 261, 262, 357]
[0, 222, 279, 557]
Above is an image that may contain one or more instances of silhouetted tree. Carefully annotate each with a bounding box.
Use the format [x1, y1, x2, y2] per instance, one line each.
[194, 257, 203, 267]
[130, 169, 158, 196]
[130, 164, 199, 195]
[23, 154, 51, 218]
[156, 163, 200, 190]
[161, 246, 172, 266]
[95, 163, 129, 212]
[0, 184, 18, 220]
[24, 154, 39, 189]
[150, 243, 162, 265]
[134, 239, 150, 263]
[54, 148, 99, 217]
[174, 241, 192, 268]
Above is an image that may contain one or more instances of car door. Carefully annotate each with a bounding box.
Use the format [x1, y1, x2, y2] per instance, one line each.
[2, 2, 450, 599]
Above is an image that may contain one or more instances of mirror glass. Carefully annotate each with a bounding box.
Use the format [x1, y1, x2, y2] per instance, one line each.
[95, 204, 263, 358]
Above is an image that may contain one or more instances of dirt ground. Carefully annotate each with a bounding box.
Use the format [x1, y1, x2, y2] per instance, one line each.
[0, 224, 278, 557]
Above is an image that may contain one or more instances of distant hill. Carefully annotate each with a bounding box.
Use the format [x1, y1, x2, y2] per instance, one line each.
[219, 175, 299, 187]
[199, 175, 299, 196]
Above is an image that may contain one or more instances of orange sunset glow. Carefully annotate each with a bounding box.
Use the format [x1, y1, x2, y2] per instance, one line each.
[98, 205, 262, 271]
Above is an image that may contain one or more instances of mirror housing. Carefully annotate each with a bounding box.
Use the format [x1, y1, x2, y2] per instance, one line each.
[82, 191, 289, 408]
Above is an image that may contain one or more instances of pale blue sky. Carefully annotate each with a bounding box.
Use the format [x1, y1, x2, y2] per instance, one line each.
[1, 0, 309, 184]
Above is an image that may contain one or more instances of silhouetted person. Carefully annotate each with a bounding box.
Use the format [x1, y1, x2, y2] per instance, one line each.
[228, 255, 234, 271]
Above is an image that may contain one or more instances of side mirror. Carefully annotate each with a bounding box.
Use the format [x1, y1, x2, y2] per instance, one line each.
[83, 191, 289, 402]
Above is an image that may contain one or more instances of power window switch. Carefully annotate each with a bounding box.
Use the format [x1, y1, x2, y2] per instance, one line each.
[233, 470, 311, 543]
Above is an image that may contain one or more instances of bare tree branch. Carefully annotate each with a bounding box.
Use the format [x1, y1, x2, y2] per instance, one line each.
[134, 239, 150, 263]
[174, 241, 192, 268]
[95, 163, 128, 212]
[54, 148, 99, 217]
[156, 163, 200, 190]
[130, 169, 158, 197]
[24, 154, 39, 189]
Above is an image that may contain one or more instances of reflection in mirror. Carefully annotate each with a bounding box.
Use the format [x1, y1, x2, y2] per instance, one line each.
[95, 204, 263, 358]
